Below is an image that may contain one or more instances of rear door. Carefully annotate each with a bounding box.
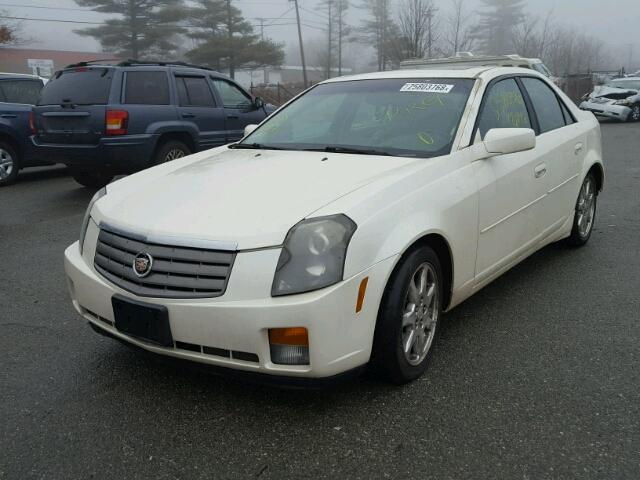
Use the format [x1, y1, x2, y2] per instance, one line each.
[0, 78, 43, 139]
[174, 74, 226, 149]
[519, 76, 583, 231]
[34, 67, 114, 145]
[210, 78, 266, 142]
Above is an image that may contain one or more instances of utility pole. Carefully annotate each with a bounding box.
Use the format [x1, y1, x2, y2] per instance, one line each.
[337, 0, 343, 76]
[426, 6, 434, 59]
[257, 17, 265, 40]
[291, 0, 308, 87]
[226, 0, 235, 79]
[327, 0, 333, 79]
[257, 18, 267, 85]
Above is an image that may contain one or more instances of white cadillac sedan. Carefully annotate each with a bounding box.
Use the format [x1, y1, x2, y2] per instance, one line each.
[64, 67, 604, 385]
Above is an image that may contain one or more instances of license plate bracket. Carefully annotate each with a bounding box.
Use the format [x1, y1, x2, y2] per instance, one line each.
[112, 294, 173, 347]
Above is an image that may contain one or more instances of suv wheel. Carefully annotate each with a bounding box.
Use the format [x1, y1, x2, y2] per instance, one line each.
[71, 169, 114, 188]
[153, 140, 191, 165]
[0, 142, 19, 186]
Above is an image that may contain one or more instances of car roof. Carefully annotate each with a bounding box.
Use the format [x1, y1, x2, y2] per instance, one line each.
[612, 76, 640, 81]
[322, 66, 543, 84]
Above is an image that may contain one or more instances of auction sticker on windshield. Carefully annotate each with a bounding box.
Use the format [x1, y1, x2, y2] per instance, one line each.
[400, 83, 455, 93]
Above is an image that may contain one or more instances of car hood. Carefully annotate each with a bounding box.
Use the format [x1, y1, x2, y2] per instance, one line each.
[95, 147, 417, 250]
[590, 85, 638, 100]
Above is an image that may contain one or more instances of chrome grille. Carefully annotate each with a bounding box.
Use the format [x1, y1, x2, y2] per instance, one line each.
[94, 228, 235, 299]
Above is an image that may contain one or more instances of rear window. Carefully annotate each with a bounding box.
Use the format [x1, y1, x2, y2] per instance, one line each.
[0, 80, 42, 104]
[38, 68, 113, 105]
[124, 71, 170, 105]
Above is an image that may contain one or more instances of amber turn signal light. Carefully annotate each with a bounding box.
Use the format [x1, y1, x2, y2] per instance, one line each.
[356, 277, 369, 313]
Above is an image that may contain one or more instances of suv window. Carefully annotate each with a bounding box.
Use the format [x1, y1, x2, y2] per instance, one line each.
[0, 80, 42, 104]
[176, 76, 215, 107]
[124, 71, 169, 105]
[521, 77, 565, 134]
[477, 78, 531, 137]
[211, 79, 251, 108]
[39, 68, 113, 105]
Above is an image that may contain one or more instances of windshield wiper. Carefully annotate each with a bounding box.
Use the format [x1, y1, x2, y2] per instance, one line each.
[303, 145, 392, 156]
[228, 143, 286, 150]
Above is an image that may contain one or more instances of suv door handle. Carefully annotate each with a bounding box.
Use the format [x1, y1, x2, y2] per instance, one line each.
[574, 142, 584, 154]
[0, 114, 17, 118]
[227, 114, 239, 119]
[182, 113, 195, 118]
[534, 164, 547, 179]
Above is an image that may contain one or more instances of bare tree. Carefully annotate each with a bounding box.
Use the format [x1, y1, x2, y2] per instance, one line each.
[395, 0, 438, 60]
[357, 0, 393, 71]
[442, 0, 474, 56]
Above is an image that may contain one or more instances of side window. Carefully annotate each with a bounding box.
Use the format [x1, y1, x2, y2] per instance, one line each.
[560, 100, 575, 125]
[0, 80, 43, 104]
[477, 78, 532, 138]
[124, 71, 169, 105]
[211, 79, 252, 109]
[521, 77, 566, 134]
[176, 76, 215, 107]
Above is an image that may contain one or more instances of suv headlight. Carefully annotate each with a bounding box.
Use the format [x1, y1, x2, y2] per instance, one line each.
[79, 187, 106, 254]
[271, 214, 357, 296]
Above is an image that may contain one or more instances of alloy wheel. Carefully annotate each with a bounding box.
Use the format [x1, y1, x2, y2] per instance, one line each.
[632, 105, 640, 122]
[401, 262, 439, 366]
[576, 176, 596, 238]
[164, 148, 186, 162]
[0, 148, 14, 180]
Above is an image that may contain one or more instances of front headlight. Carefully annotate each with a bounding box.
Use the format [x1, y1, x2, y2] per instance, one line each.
[614, 99, 631, 106]
[271, 214, 357, 296]
[79, 187, 106, 254]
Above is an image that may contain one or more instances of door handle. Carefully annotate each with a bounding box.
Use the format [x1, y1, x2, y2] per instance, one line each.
[574, 142, 584, 154]
[182, 113, 195, 118]
[534, 164, 547, 179]
[0, 114, 17, 118]
[226, 114, 239, 119]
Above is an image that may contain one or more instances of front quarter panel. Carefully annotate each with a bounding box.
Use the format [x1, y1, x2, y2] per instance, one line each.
[316, 149, 479, 309]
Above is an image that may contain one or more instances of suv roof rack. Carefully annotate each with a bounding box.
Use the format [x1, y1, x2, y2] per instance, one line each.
[116, 60, 218, 72]
[64, 59, 121, 69]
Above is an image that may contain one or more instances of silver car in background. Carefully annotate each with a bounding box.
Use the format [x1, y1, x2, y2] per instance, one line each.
[580, 77, 640, 122]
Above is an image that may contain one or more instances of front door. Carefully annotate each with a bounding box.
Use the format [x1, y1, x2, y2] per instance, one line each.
[210, 78, 267, 142]
[472, 77, 544, 285]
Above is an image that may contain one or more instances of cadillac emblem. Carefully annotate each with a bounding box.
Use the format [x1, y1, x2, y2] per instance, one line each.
[133, 252, 153, 278]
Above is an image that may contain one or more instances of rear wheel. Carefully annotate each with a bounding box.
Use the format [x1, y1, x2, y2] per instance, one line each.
[71, 169, 114, 188]
[566, 172, 597, 247]
[628, 104, 640, 122]
[0, 142, 19, 186]
[152, 140, 191, 166]
[370, 246, 442, 384]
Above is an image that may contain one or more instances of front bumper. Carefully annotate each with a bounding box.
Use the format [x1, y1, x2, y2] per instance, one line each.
[579, 100, 631, 121]
[64, 221, 397, 379]
[31, 134, 159, 172]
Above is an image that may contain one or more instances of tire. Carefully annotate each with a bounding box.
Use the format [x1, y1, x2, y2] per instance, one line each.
[370, 245, 443, 384]
[71, 169, 114, 188]
[627, 104, 640, 123]
[566, 172, 597, 247]
[0, 141, 19, 186]
[152, 140, 191, 166]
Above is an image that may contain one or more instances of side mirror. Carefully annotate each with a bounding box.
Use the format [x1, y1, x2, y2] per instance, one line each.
[480, 128, 536, 158]
[244, 124, 258, 137]
[253, 96, 265, 109]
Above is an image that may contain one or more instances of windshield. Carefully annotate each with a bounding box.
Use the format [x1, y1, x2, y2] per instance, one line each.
[606, 79, 640, 90]
[532, 63, 552, 77]
[38, 67, 114, 106]
[241, 78, 475, 158]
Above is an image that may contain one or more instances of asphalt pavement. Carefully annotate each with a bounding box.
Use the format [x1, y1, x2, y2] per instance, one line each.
[1, 122, 639, 479]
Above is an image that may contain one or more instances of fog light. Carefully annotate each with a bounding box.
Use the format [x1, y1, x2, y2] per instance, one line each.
[269, 327, 310, 365]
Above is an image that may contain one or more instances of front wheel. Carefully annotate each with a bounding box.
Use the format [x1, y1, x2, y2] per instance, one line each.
[0, 142, 19, 186]
[627, 104, 640, 122]
[370, 246, 443, 384]
[566, 172, 597, 247]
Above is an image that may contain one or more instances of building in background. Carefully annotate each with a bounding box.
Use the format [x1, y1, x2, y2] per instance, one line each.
[234, 65, 353, 89]
[0, 48, 117, 78]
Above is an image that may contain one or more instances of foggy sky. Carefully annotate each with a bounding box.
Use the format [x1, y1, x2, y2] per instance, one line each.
[5, 0, 639, 67]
